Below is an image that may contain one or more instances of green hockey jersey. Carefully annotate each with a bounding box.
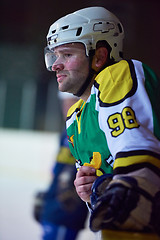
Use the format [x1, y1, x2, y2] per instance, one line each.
[66, 59, 160, 177]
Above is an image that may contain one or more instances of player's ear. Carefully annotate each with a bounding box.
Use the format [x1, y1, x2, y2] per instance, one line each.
[92, 47, 108, 72]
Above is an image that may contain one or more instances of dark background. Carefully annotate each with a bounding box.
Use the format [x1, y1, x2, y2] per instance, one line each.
[0, 0, 160, 131]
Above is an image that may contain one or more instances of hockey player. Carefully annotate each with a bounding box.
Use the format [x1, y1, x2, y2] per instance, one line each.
[44, 6, 160, 238]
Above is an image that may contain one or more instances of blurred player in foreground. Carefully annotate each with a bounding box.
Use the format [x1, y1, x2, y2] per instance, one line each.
[44, 6, 160, 240]
[33, 92, 88, 240]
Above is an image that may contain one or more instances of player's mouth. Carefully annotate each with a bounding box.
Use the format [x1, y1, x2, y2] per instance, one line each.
[57, 74, 67, 83]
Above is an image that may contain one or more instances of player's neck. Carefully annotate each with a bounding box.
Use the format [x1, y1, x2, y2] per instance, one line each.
[81, 78, 94, 102]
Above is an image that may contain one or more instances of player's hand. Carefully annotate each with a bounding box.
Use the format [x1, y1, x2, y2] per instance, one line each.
[74, 166, 97, 202]
[90, 175, 160, 234]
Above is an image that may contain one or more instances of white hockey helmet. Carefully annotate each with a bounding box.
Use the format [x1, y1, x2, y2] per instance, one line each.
[45, 6, 124, 71]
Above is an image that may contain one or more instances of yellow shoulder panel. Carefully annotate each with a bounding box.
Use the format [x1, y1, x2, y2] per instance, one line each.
[95, 60, 133, 104]
[67, 99, 84, 118]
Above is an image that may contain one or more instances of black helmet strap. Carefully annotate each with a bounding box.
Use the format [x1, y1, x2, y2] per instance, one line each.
[74, 50, 96, 97]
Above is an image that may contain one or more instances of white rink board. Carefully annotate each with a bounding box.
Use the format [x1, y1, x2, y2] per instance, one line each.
[0, 129, 95, 240]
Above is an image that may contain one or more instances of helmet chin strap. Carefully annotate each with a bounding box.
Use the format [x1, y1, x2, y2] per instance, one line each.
[74, 49, 115, 97]
[74, 69, 96, 97]
[74, 50, 96, 97]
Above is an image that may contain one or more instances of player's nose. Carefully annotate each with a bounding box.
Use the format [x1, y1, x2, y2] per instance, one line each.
[52, 60, 64, 72]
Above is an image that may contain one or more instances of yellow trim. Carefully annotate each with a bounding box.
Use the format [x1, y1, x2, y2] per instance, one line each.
[76, 114, 82, 134]
[102, 229, 160, 240]
[75, 101, 86, 134]
[84, 152, 102, 169]
[95, 60, 133, 104]
[113, 154, 160, 169]
[67, 99, 84, 118]
[84, 152, 103, 176]
[68, 135, 74, 147]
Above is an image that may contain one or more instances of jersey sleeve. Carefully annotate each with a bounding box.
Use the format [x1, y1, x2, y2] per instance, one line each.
[95, 60, 160, 183]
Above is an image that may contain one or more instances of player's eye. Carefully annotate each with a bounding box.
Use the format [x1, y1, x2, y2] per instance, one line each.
[64, 53, 72, 58]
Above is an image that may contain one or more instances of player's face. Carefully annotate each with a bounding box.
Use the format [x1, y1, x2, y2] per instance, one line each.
[52, 43, 89, 95]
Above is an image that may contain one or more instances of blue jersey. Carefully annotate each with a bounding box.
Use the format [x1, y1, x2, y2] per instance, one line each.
[41, 129, 88, 231]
